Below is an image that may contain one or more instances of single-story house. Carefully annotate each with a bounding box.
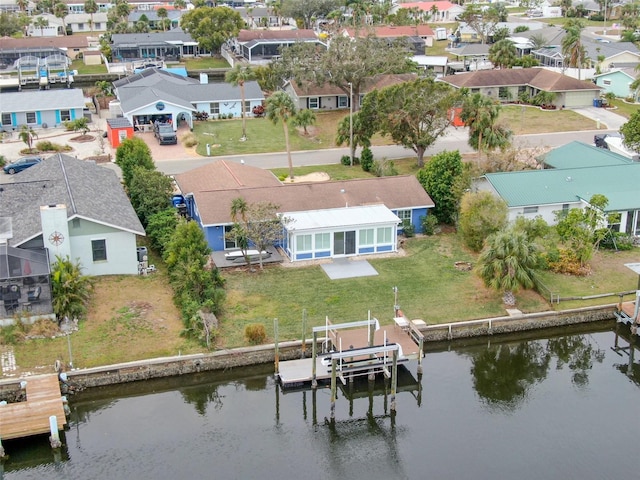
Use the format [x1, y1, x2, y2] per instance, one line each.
[0, 35, 90, 64]
[231, 29, 326, 64]
[112, 67, 265, 130]
[65, 12, 109, 32]
[110, 29, 205, 62]
[475, 148, 640, 236]
[128, 10, 182, 31]
[0, 153, 145, 278]
[593, 68, 638, 99]
[236, 6, 287, 28]
[538, 141, 633, 169]
[533, 38, 640, 73]
[448, 43, 492, 71]
[412, 55, 450, 77]
[284, 73, 417, 111]
[342, 25, 436, 52]
[438, 68, 601, 107]
[174, 160, 434, 261]
[0, 89, 85, 130]
[391, 1, 464, 23]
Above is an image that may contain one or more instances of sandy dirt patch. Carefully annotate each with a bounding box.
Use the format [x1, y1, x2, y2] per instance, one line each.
[284, 172, 330, 183]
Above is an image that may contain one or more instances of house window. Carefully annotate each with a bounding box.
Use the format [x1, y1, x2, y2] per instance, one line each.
[224, 225, 237, 249]
[338, 96, 348, 108]
[523, 206, 539, 214]
[26, 112, 36, 124]
[603, 80, 611, 86]
[377, 227, 392, 244]
[397, 209, 411, 222]
[60, 110, 71, 122]
[315, 232, 330, 250]
[308, 97, 319, 109]
[518, 86, 527, 94]
[562, 204, 570, 213]
[498, 87, 509, 100]
[359, 228, 374, 246]
[91, 239, 107, 262]
[471, 88, 480, 94]
[296, 234, 312, 251]
[77, 23, 84, 30]
[210, 102, 219, 115]
[1, 113, 11, 125]
[94, 22, 101, 29]
[244, 100, 250, 114]
[72, 218, 80, 228]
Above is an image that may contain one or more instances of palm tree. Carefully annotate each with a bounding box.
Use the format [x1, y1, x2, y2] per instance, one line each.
[430, 4, 439, 21]
[476, 229, 542, 307]
[529, 33, 547, 50]
[84, 0, 98, 32]
[16, 0, 28, 12]
[229, 197, 251, 265]
[225, 64, 256, 140]
[489, 39, 517, 68]
[292, 108, 316, 135]
[562, 20, 588, 80]
[173, 0, 187, 10]
[460, 93, 511, 164]
[19, 125, 37, 152]
[32, 16, 49, 36]
[51, 255, 94, 325]
[54, 2, 69, 35]
[157, 7, 168, 31]
[265, 91, 297, 180]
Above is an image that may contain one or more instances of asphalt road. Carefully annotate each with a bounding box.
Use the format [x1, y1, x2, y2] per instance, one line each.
[155, 128, 612, 175]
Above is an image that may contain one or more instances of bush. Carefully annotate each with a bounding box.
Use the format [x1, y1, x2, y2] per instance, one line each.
[421, 214, 440, 235]
[360, 147, 374, 172]
[372, 159, 397, 177]
[341, 154, 350, 166]
[546, 248, 591, 276]
[402, 219, 415, 238]
[252, 105, 265, 117]
[244, 323, 267, 345]
[36, 140, 72, 152]
[181, 133, 198, 148]
[599, 231, 635, 251]
[0, 155, 5, 168]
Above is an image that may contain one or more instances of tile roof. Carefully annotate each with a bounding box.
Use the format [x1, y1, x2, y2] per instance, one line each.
[0, 154, 144, 246]
[439, 68, 600, 92]
[175, 161, 434, 225]
[484, 163, 640, 211]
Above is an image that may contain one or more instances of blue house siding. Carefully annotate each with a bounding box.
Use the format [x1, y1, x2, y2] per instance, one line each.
[594, 71, 635, 98]
[204, 225, 225, 251]
[411, 207, 427, 233]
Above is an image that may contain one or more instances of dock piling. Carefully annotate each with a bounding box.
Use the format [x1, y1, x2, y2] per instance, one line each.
[49, 416, 62, 449]
[330, 359, 337, 422]
[390, 350, 398, 412]
[274, 318, 279, 375]
[301, 309, 307, 359]
[0, 436, 4, 458]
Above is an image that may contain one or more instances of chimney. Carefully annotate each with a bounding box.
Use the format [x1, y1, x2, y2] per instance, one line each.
[40, 204, 71, 263]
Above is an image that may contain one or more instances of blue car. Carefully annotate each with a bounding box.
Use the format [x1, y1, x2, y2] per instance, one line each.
[3, 155, 43, 174]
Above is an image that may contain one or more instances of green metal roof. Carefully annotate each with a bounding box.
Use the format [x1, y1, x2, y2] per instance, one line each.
[539, 141, 632, 169]
[484, 163, 640, 211]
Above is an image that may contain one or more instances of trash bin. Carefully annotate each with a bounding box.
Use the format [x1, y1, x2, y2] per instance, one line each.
[136, 246, 148, 262]
[594, 99, 603, 107]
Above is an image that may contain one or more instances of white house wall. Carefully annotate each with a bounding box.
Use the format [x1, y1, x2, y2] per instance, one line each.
[69, 229, 138, 276]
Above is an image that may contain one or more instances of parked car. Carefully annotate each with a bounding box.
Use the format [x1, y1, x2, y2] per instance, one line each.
[3, 155, 43, 174]
[153, 123, 177, 145]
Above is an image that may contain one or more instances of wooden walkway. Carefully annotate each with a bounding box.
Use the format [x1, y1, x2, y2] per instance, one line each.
[278, 325, 421, 387]
[0, 374, 67, 440]
[620, 301, 638, 323]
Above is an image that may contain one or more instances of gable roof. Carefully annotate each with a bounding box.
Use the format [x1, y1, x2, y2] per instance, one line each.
[439, 68, 600, 92]
[0, 154, 144, 246]
[539, 141, 633, 169]
[0, 35, 89, 50]
[288, 73, 418, 97]
[175, 161, 434, 225]
[0, 89, 85, 113]
[484, 163, 640, 211]
[592, 67, 638, 80]
[114, 68, 264, 113]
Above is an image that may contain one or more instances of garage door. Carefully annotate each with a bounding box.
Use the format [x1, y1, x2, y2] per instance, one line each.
[563, 91, 598, 108]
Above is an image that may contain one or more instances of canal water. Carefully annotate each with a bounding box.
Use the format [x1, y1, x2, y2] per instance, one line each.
[3, 325, 638, 480]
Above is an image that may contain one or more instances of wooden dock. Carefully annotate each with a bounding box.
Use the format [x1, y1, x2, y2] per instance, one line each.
[278, 324, 422, 388]
[0, 374, 67, 440]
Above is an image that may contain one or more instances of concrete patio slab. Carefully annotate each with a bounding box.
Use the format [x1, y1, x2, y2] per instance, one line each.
[321, 258, 378, 280]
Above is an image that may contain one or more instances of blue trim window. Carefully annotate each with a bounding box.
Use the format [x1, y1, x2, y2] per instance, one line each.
[1, 113, 11, 125]
[397, 209, 411, 222]
[26, 112, 37, 124]
[60, 110, 71, 122]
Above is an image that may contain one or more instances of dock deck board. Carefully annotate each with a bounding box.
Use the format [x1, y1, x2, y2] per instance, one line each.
[0, 374, 67, 440]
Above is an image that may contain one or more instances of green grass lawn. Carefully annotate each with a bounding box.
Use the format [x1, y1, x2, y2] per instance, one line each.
[500, 106, 597, 134]
[219, 234, 639, 347]
[183, 57, 230, 69]
[70, 59, 108, 75]
[608, 99, 640, 119]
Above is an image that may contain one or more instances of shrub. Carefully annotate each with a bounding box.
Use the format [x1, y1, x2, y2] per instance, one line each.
[360, 147, 374, 172]
[252, 105, 265, 117]
[599, 231, 635, 251]
[546, 248, 591, 276]
[35, 140, 71, 152]
[457, 191, 508, 252]
[421, 214, 440, 235]
[181, 133, 198, 148]
[402, 219, 415, 238]
[244, 323, 267, 345]
[372, 158, 397, 177]
[0, 155, 5, 168]
[278, 173, 288, 182]
[341, 154, 351, 166]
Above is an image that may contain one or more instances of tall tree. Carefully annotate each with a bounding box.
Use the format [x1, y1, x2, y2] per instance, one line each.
[476, 228, 542, 307]
[225, 64, 256, 140]
[16, 0, 28, 11]
[489, 39, 517, 68]
[51, 255, 94, 324]
[562, 20, 588, 80]
[280, 0, 341, 29]
[265, 91, 297, 180]
[32, 15, 49, 36]
[180, 6, 244, 56]
[416, 150, 465, 225]
[53, 2, 69, 35]
[460, 93, 512, 164]
[157, 7, 168, 31]
[128, 167, 174, 227]
[84, 0, 98, 32]
[274, 35, 415, 112]
[621, 110, 640, 150]
[335, 110, 375, 162]
[360, 78, 459, 167]
[458, 191, 508, 252]
[115, 137, 155, 189]
[173, 0, 186, 10]
[457, 4, 501, 44]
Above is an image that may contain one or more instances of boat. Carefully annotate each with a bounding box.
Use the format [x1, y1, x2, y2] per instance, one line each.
[224, 249, 271, 262]
[603, 135, 640, 161]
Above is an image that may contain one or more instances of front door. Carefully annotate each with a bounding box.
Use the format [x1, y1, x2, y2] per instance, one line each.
[334, 231, 356, 256]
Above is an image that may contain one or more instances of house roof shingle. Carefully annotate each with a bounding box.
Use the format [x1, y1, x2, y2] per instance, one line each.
[0, 154, 144, 246]
[0, 89, 85, 113]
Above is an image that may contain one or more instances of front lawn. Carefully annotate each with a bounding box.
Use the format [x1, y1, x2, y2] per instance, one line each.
[500, 105, 597, 134]
[183, 57, 230, 69]
[70, 59, 108, 75]
[608, 99, 640, 119]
